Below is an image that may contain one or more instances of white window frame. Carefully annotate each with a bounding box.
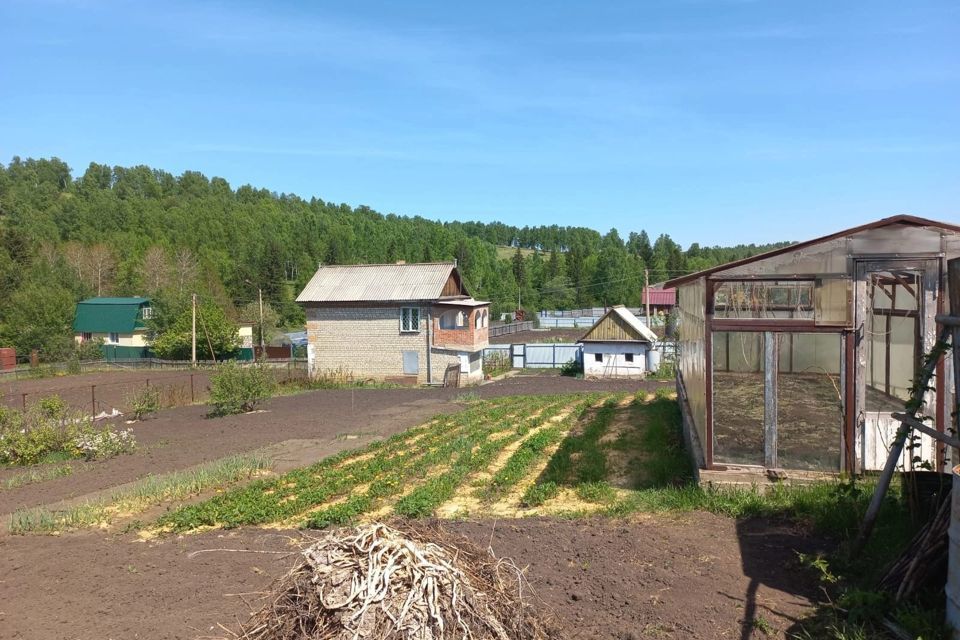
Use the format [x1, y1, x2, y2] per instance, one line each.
[400, 307, 421, 333]
[141, 307, 153, 320]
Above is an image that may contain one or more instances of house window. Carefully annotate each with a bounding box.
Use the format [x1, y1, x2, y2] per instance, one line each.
[440, 311, 457, 329]
[141, 307, 153, 320]
[625, 353, 634, 363]
[594, 353, 603, 362]
[455, 311, 465, 327]
[81, 332, 92, 342]
[108, 332, 119, 344]
[400, 307, 420, 332]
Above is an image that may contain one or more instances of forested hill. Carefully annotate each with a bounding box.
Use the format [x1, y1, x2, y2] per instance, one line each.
[0, 156, 790, 359]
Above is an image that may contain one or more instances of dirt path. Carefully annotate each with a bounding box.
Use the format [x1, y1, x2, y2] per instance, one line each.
[0, 513, 823, 639]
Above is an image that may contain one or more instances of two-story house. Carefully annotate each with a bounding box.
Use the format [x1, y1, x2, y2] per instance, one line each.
[296, 262, 490, 385]
[73, 297, 152, 360]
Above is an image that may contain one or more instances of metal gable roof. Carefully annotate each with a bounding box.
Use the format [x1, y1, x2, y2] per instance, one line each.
[664, 214, 960, 288]
[642, 287, 676, 306]
[578, 306, 658, 343]
[296, 262, 463, 303]
[73, 298, 150, 333]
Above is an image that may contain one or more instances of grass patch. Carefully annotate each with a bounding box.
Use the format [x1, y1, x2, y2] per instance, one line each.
[2, 464, 73, 490]
[10, 453, 270, 534]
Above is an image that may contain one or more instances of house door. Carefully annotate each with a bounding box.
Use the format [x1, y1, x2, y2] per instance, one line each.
[855, 259, 939, 471]
[402, 351, 419, 375]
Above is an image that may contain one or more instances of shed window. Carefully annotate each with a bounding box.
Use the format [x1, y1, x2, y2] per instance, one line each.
[625, 353, 634, 363]
[141, 307, 154, 320]
[594, 353, 603, 362]
[81, 332, 92, 342]
[108, 332, 119, 344]
[400, 308, 420, 332]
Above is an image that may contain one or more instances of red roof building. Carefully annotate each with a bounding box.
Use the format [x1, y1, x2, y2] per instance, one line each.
[642, 287, 676, 308]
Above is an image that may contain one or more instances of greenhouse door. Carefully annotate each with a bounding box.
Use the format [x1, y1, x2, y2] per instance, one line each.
[855, 259, 939, 471]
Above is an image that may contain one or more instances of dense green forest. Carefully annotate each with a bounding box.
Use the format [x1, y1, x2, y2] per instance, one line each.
[0, 156, 790, 360]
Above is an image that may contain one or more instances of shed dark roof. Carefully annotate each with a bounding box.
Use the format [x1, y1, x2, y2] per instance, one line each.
[73, 297, 150, 333]
[664, 215, 960, 288]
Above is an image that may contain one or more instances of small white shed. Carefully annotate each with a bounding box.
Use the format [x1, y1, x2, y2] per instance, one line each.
[578, 306, 658, 378]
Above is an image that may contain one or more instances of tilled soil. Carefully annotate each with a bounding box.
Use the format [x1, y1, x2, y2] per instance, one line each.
[0, 376, 667, 515]
[0, 368, 215, 414]
[0, 513, 823, 640]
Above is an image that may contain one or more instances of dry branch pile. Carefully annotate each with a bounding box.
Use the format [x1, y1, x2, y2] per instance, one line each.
[237, 522, 558, 640]
[877, 490, 952, 602]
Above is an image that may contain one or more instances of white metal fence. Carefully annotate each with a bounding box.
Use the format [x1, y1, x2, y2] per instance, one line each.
[484, 340, 676, 370]
[483, 343, 582, 369]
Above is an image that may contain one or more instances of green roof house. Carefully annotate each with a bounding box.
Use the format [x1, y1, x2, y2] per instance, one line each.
[73, 297, 152, 360]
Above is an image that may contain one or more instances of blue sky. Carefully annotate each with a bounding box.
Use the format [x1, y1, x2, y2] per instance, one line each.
[1, 1, 957, 246]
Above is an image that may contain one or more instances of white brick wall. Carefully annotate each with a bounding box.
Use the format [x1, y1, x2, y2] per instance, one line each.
[305, 305, 483, 385]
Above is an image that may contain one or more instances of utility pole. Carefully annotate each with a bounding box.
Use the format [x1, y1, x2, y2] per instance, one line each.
[644, 269, 651, 325]
[191, 293, 197, 365]
[258, 287, 265, 357]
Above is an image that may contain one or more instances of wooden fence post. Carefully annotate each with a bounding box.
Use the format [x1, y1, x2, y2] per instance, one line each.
[91, 385, 96, 419]
[764, 332, 778, 469]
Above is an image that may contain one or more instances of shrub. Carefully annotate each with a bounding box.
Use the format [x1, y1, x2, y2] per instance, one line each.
[649, 358, 675, 380]
[72, 425, 137, 460]
[559, 358, 582, 377]
[0, 398, 75, 465]
[128, 385, 162, 421]
[0, 398, 137, 465]
[74, 338, 105, 361]
[36, 395, 69, 423]
[209, 363, 275, 416]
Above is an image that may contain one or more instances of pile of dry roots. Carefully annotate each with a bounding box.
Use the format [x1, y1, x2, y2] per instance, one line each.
[237, 522, 558, 640]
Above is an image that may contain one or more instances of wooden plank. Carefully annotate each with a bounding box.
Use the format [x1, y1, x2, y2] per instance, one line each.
[705, 280, 715, 468]
[891, 413, 960, 450]
[764, 332, 778, 468]
[950, 259, 960, 465]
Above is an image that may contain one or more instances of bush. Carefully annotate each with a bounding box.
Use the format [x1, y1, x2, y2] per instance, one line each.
[209, 363, 275, 416]
[560, 358, 582, 377]
[0, 396, 136, 465]
[74, 338, 105, 361]
[128, 385, 162, 421]
[72, 425, 137, 460]
[649, 358, 675, 380]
